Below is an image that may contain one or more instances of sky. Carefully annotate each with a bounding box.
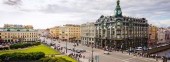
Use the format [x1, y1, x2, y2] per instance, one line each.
[0, 0, 170, 29]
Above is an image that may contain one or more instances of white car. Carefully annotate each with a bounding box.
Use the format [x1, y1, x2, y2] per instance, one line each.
[136, 47, 142, 51]
[104, 51, 109, 55]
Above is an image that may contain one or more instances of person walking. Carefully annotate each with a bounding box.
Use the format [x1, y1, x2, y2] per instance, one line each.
[155, 54, 158, 61]
[162, 56, 167, 62]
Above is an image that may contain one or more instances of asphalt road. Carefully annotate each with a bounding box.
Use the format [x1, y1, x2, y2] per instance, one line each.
[52, 40, 161, 62]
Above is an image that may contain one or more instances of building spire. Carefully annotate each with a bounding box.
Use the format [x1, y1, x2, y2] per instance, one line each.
[117, 0, 120, 6]
[115, 0, 122, 17]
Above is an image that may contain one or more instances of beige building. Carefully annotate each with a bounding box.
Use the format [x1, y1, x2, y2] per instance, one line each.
[81, 22, 96, 46]
[49, 26, 60, 39]
[148, 24, 158, 47]
[0, 24, 38, 42]
[157, 28, 166, 44]
[59, 24, 81, 42]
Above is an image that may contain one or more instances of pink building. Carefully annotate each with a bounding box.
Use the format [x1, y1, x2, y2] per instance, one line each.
[165, 28, 170, 43]
[157, 28, 166, 44]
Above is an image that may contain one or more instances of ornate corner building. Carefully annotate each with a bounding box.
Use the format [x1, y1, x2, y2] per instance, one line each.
[95, 0, 149, 50]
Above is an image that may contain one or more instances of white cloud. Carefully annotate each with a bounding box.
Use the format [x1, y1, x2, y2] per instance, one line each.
[0, 0, 170, 28]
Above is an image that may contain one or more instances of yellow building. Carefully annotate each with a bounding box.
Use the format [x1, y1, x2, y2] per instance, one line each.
[0, 28, 3, 42]
[49, 26, 60, 39]
[59, 24, 80, 42]
[0, 24, 38, 42]
[148, 24, 158, 47]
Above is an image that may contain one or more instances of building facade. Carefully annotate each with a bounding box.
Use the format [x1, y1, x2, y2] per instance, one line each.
[165, 29, 170, 43]
[148, 24, 158, 47]
[157, 28, 166, 44]
[0, 28, 3, 42]
[49, 26, 60, 39]
[59, 24, 81, 42]
[81, 22, 96, 46]
[37, 29, 45, 37]
[0, 24, 38, 42]
[95, 0, 148, 50]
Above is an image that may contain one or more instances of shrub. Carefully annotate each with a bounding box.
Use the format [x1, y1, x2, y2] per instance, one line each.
[0, 52, 45, 61]
[39, 57, 72, 62]
[48, 58, 57, 62]
[0, 59, 2, 62]
[39, 57, 51, 62]
[10, 42, 41, 49]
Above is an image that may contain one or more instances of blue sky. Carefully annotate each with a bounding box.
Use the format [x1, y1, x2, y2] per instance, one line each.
[0, 0, 170, 29]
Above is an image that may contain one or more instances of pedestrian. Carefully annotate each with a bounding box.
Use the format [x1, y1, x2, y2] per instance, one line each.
[155, 54, 158, 61]
[83, 55, 85, 58]
[80, 54, 82, 58]
[128, 50, 130, 55]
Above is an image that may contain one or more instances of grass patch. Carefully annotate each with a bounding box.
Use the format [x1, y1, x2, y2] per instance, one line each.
[61, 56, 77, 62]
[0, 44, 60, 55]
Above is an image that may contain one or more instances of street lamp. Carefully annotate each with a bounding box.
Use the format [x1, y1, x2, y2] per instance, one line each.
[65, 34, 68, 53]
[65, 39, 67, 53]
[73, 43, 76, 56]
[121, 43, 124, 53]
[91, 43, 94, 62]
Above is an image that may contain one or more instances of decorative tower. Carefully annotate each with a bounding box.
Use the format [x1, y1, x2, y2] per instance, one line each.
[115, 0, 122, 17]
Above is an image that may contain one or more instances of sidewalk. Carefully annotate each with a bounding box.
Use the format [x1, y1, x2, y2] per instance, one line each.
[79, 58, 89, 62]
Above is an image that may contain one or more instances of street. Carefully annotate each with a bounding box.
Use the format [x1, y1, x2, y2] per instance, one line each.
[52, 40, 161, 62]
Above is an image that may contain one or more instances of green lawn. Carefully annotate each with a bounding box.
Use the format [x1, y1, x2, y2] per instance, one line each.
[0, 44, 77, 62]
[0, 44, 60, 55]
[61, 56, 77, 62]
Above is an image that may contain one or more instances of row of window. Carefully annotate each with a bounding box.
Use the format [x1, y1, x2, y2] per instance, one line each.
[96, 31, 147, 34]
[6, 29, 31, 32]
[81, 30, 95, 32]
[82, 33, 95, 36]
[4, 36, 37, 38]
[68, 31, 80, 32]
[96, 35, 147, 38]
[3, 33, 37, 35]
[69, 28, 80, 30]
[81, 37, 94, 41]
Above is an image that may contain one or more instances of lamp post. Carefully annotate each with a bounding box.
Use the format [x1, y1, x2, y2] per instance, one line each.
[91, 43, 94, 62]
[73, 43, 76, 56]
[121, 43, 124, 53]
[65, 39, 68, 53]
[65, 34, 68, 53]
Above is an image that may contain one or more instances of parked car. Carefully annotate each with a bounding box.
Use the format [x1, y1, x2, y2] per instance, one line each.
[67, 48, 72, 50]
[81, 49, 86, 52]
[76, 50, 81, 53]
[126, 48, 135, 52]
[136, 47, 143, 51]
[104, 51, 109, 55]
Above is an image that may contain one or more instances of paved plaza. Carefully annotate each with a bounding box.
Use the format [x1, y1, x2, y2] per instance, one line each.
[53, 40, 165, 62]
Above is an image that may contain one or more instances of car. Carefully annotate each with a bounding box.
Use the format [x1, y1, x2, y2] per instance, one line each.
[67, 48, 72, 50]
[104, 51, 109, 55]
[136, 47, 143, 51]
[80, 49, 86, 52]
[76, 50, 81, 53]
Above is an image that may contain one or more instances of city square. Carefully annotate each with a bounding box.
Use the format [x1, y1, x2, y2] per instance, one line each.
[0, 0, 170, 62]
